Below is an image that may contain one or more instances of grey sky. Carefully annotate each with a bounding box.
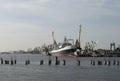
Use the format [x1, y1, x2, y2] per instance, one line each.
[0, 0, 120, 51]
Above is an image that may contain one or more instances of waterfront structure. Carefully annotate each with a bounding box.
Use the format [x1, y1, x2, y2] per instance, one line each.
[110, 42, 116, 51]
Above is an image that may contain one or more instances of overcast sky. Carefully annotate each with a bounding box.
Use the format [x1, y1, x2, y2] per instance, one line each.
[0, 0, 120, 51]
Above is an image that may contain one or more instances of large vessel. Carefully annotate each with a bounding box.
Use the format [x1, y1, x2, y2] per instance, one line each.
[48, 30, 76, 56]
[48, 37, 75, 56]
[48, 25, 82, 56]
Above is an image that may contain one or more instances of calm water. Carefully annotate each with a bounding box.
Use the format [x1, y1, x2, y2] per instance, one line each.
[0, 54, 120, 81]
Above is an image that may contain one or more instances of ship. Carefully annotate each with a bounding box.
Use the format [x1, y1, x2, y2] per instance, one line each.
[48, 37, 75, 56]
[48, 25, 82, 56]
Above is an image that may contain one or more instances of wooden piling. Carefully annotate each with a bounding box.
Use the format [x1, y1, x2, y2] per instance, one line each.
[25, 60, 28, 65]
[55, 56, 58, 61]
[91, 60, 93, 65]
[93, 61, 95, 65]
[40, 60, 44, 65]
[1, 58, 3, 64]
[98, 61, 102, 65]
[55, 56, 59, 65]
[5, 60, 9, 64]
[63, 60, 66, 66]
[91, 60, 95, 65]
[55, 60, 60, 65]
[107, 61, 111, 66]
[104, 60, 107, 65]
[77, 60, 80, 66]
[11, 56, 14, 65]
[113, 60, 116, 65]
[48, 60, 52, 65]
[11, 60, 14, 65]
[14, 59, 17, 64]
[116, 61, 119, 65]
[14, 56, 17, 64]
[28, 59, 30, 65]
[97, 61, 100, 65]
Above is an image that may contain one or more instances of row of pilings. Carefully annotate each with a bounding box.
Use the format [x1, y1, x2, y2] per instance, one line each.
[0, 56, 81, 66]
[91, 60, 120, 66]
[1, 57, 17, 65]
[25, 57, 80, 66]
[1, 56, 120, 66]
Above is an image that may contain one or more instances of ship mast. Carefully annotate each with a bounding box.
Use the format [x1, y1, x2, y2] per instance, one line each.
[52, 31, 57, 50]
[52, 31, 55, 45]
[78, 24, 82, 48]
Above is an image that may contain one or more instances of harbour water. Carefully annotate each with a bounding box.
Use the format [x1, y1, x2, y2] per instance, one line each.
[0, 54, 120, 81]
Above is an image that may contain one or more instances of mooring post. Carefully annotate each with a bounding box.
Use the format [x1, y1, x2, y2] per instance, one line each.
[77, 59, 80, 66]
[28, 59, 30, 65]
[25, 60, 30, 65]
[91, 60, 93, 65]
[113, 60, 116, 65]
[1, 58, 3, 64]
[55, 60, 59, 65]
[14, 59, 17, 64]
[108, 61, 111, 66]
[98, 60, 100, 65]
[58, 60, 60, 65]
[5, 60, 9, 64]
[40, 60, 44, 65]
[11, 56, 13, 65]
[63, 59, 66, 66]
[98, 60, 102, 65]
[11, 60, 14, 65]
[116, 61, 119, 65]
[14, 56, 17, 64]
[48, 59, 52, 65]
[104, 60, 107, 65]
[25, 60, 28, 65]
[55, 56, 59, 65]
[55, 56, 58, 61]
[92, 60, 95, 65]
